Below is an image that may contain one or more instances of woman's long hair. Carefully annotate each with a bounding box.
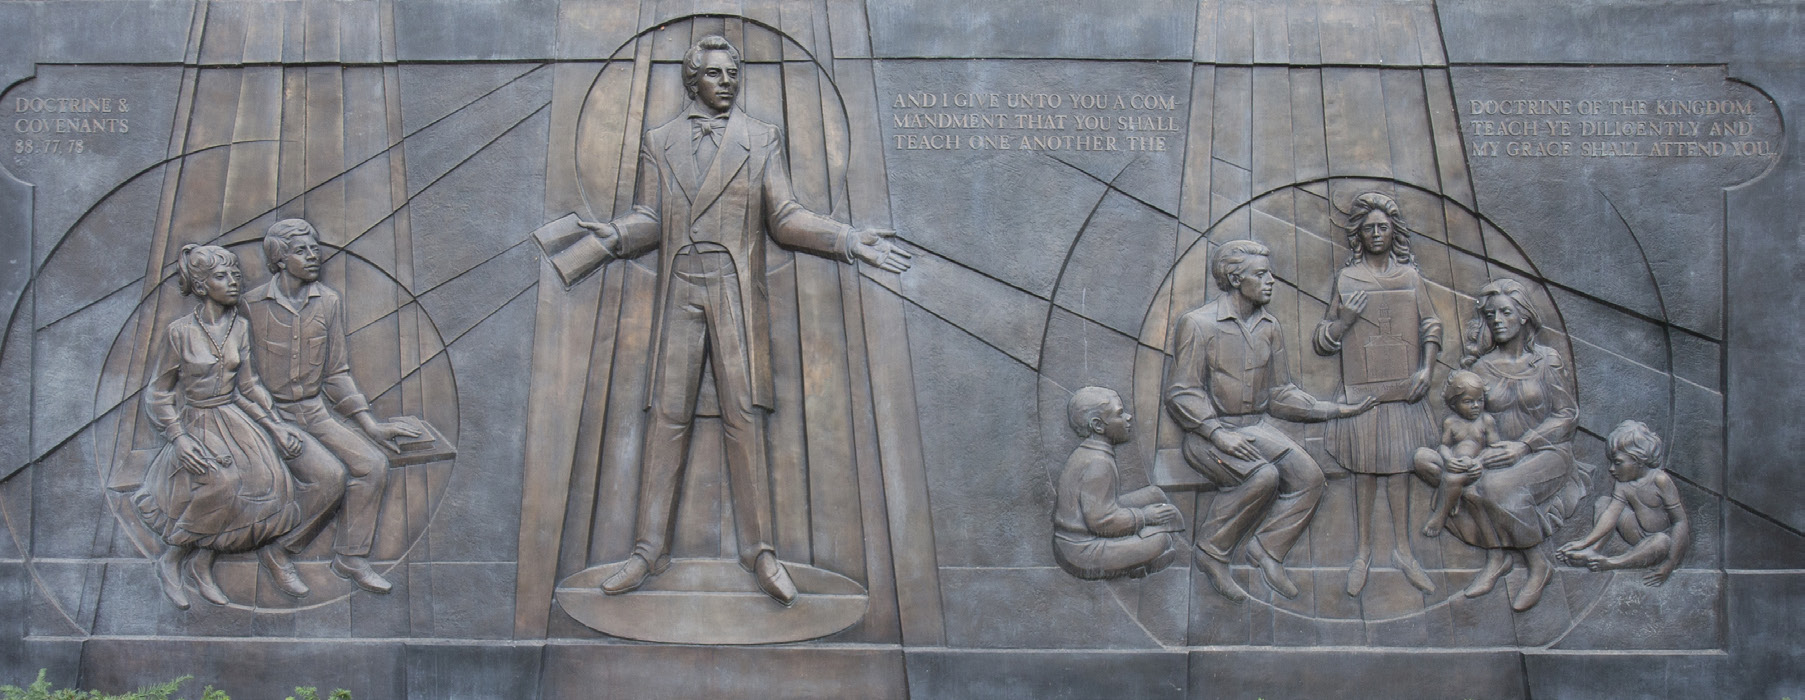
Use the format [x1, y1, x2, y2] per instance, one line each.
[1474, 278, 1544, 351]
[1339, 191, 1416, 268]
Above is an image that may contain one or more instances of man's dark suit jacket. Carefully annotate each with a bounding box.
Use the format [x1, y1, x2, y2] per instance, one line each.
[588, 107, 857, 410]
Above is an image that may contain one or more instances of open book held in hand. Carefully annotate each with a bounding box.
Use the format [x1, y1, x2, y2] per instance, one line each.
[532, 212, 617, 287]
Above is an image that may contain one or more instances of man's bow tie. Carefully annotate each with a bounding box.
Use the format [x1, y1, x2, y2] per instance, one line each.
[691, 115, 727, 141]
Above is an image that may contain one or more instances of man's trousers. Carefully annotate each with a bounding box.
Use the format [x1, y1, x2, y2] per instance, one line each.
[632, 249, 774, 569]
[276, 396, 388, 558]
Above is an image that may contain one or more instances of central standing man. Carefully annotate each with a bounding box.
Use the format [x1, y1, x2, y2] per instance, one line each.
[567, 35, 911, 605]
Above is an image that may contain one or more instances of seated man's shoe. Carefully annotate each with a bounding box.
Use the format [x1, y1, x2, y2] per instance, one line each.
[1194, 545, 1247, 603]
[331, 555, 393, 594]
[260, 546, 310, 598]
[1247, 539, 1299, 599]
[754, 552, 798, 607]
[601, 554, 669, 595]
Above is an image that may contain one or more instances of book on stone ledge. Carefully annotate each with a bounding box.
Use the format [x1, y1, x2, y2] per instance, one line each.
[379, 416, 457, 467]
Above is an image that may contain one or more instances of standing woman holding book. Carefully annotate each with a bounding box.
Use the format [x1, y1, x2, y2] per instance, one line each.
[1313, 192, 1443, 596]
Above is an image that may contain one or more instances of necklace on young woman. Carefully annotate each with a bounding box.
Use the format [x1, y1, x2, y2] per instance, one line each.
[193, 307, 236, 358]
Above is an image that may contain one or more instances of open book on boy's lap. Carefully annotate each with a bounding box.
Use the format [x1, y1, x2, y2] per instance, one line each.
[1138, 519, 1185, 539]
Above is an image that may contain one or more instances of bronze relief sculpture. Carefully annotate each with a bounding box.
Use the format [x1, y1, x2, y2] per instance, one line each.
[2, 3, 1788, 694]
[132, 229, 448, 610]
[522, 24, 925, 646]
[240, 220, 422, 597]
[1557, 420, 1692, 586]
[1053, 387, 1183, 580]
[1164, 239, 1376, 602]
[1312, 192, 1442, 596]
[544, 35, 911, 607]
[1073, 194, 1603, 617]
[133, 245, 308, 609]
[1411, 278, 1584, 611]
[1421, 369, 1505, 538]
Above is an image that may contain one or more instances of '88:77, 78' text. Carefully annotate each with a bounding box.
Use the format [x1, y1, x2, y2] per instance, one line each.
[15, 139, 85, 155]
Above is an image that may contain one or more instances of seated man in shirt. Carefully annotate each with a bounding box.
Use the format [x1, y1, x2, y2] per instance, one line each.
[244, 219, 420, 596]
[1164, 240, 1375, 602]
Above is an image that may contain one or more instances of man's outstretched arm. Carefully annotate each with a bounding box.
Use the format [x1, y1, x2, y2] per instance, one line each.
[761, 132, 912, 273]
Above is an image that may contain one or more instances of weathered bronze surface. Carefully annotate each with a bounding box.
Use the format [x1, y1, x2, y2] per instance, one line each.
[0, 1, 1799, 697]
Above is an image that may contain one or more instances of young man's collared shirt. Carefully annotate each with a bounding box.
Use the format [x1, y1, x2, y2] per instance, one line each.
[241, 279, 371, 416]
[1165, 297, 1335, 438]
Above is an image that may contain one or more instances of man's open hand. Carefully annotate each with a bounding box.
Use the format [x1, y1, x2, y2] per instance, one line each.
[852, 228, 913, 273]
